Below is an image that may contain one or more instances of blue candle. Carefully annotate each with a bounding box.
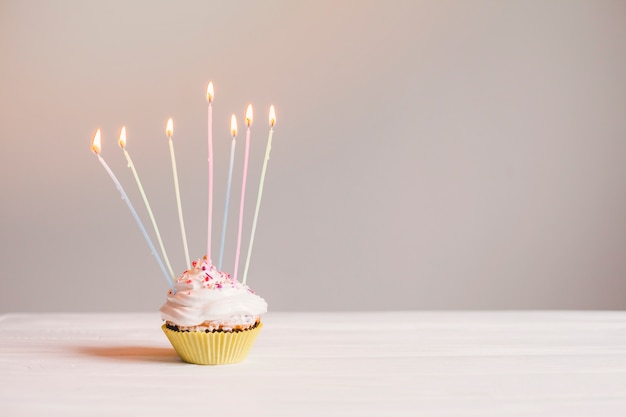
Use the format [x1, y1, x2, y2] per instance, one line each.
[218, 116, 238, 270]
[92, 130, 175, 291]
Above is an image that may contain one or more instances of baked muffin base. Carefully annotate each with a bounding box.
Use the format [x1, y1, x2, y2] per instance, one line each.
[162, 322, 262, 365]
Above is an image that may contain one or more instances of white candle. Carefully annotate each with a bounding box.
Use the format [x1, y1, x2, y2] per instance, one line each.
[167, 118, 191, 269]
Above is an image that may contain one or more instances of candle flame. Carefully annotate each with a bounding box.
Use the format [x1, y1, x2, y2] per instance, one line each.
[245, 104, 253, 127]
[207, 82, 214, 103]
[231, 114, 238, 137]
[91, 129, 102, 154]
[166, 118, 173, 138]
[269, 105, 276, 127]
[118, 126, 127, 148]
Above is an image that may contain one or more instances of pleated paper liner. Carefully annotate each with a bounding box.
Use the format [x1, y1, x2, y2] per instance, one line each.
[162, 323, 262, 365]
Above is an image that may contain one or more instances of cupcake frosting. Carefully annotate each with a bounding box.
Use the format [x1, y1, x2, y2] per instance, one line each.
[160, 258, 267, 327]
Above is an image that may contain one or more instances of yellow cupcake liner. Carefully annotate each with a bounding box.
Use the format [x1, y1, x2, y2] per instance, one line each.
[162, 323, 262, 365]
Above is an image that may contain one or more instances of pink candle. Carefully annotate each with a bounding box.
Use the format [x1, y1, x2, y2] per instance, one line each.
[206, 82, 214, 263]
[233, 104, 253, 282]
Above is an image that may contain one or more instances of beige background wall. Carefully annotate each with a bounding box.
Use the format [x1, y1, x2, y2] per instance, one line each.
[1, 0, 625, 313]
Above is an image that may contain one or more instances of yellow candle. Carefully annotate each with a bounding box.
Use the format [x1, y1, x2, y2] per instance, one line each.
[243, 106, 276, 284]
[119, 127, 175, 281]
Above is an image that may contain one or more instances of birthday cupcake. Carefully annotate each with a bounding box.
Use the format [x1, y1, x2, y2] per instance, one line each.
[160, 257, 268, 365]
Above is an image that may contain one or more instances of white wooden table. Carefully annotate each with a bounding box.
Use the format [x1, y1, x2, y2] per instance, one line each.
[1, 311, 625, 416]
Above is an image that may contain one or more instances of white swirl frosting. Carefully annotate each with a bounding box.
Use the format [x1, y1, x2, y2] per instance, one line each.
[160, 258, 267, 327]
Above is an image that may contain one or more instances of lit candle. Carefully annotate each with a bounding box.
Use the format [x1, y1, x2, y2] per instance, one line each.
[119, 126, 175, 281]
[167, 118, 191, 268]
[233, 104, 253, 282]
[206, 82, 214, 263]
[243, 106, 276, 285]
[218, 115, 238, 270]
[91, 129, 175, 290]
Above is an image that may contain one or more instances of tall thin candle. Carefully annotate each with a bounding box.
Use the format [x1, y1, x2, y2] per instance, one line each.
[206, 82, 214, 263]
[243, 106, 276, 285]
[167, 118, 191, 268]
[91, 129, 175, 291]
[218, 115, 238, 270]
[233, 104, 253, 282]
[119, 126, 175, 281]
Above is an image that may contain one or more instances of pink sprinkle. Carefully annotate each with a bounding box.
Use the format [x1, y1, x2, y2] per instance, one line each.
[205, 277, 209, 282]
[186, 279, 192, 284]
